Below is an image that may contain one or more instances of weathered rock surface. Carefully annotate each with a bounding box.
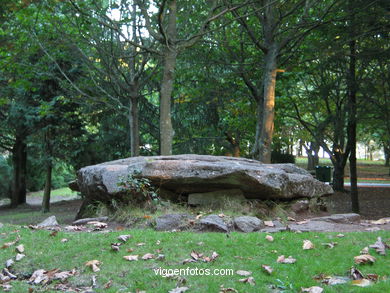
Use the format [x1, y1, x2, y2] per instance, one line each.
[37, 216, 59, 227]
[199, 214, 229, 232]
[234, 216, 263, 232]
[155, 214, 192, 231]
[72, 217, 109, 226]
[259, 220, 287, 233]
[188, 189, 246, 206]
[75, 155, 333, 211]
[310, 213, 361, 224]
[290, 200, 310, 213]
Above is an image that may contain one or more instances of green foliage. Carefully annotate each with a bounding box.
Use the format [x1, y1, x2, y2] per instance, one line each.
[0, 155, 12, 198]
[271, 151, 296, 164]
[117, 171, 159, 206]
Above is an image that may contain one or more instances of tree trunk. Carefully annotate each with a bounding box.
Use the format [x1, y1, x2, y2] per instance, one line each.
[385, 144, 390, 166]
[259, 44, 278, 163]
[160, 0, 177, 156]
[251, 100, 263, 159]
[306, 142, 320, 170]
[332, 162, 345, 191]
[42, 161, 52, 213]
[129, 95, 140, 157]
[11, 135, 27, 208]
[347, 4, 359, 212]
[42, 130, 53, 213]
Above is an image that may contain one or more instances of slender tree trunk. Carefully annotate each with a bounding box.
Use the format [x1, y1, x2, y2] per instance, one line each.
[42, 130, 53, 213]
[347, 5, 359, 212]
[160, 0, 177, 156]
[11, 134, 27, 207]
[259, 44, 278, 163]
[305, 142, 320, 170]
[42, 161, 52, 213]
[129, 93, 140, 157]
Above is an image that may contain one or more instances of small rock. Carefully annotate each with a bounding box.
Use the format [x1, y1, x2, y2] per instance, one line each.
[155, 214, 192, 231]
[199, 215, 229, 232]
[234, 216, 263, 232]
[37, 216, 59, 227]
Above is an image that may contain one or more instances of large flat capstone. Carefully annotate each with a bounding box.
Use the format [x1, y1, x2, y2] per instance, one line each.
[75, 155, 333, 208]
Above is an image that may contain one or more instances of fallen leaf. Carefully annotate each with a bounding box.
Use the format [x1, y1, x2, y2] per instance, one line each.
[277, 255, 296, 264]
[238, 276, 255, 286]
[350, 267, 364, 280]
[370, 218, 390, 225]
[182, 258, 197, 264]
[156, 254, 165, 261]
[265, 235, 274, 242]
[15, 244, 24, 253]
[322, 242, 337, 249]
[301, 286, 323, 293]
[5, 258, 14, 268]
[264, 221, 274, 227]
[123, 255, 139, 261]
[352, 279, 373, 287]
[218, 213, 226, 218]
[236, 270, 252, 276]
[210, 251, 219, 261]
[118, 235, 132, 242]
[111, 243, 121, 252]
[197, 242, 204, 246]
[190, 251, 203, 261]
[169, 287, 189, 293]
[52, 269, 76, 282]
[219, 285, 238, 292]
[0, 284, 12, 291]
[322, 276, 349, 285]
[29, 269, 49, 285]
[156, 240, 161, 245]
[360, 247, 369, 254]
[336, 233, 345, 238]
[136, 242, 146, 246]
[366, 274, 379, 282]
[85, 260, 101, 272]
[104, 280, 113, 289]
[61, 238, 68, 243]
[369, 237, 388, 255]
[49, 231, 58, 237]
[287, 217, 296, 221]
[303, 240, 314, 250]
[142, 253, 154, 260]
[261, 264, 273, 274]
[143, 215, 152, 219]
[87, 221, 107, 229]
[354, 254, 376, 265]
[2, 268, 17, 279]
[297, 220, 309, 225]
[127, 248, 134, 253]
[15, 253, 25, 261]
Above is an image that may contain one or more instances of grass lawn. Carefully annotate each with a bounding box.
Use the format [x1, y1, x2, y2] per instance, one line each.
[27, 187, 77, 198]
[1, 225, 389, 292]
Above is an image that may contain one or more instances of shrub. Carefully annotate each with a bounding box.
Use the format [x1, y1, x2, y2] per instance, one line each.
[271, 151, 295, 164]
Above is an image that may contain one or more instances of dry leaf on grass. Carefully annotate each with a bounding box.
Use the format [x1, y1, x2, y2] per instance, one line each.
[15, 244, 24, 253]
[111, 243, 121, 252]
[354, 254, 376, 264]
[238, 276, 255, 286]
[264, 221, 274, 227]
[265, 235, 274, 242]
[261, 265, 273, 274]
[118, 235, 132, 242]
[5, 258, 14, 268]
[350, 267, 365, 280]
[219, 285, 238, 292]
[61, 238, 68, 243]
[360, 247, 369, 254]
[236, 270, 252, 276]
[322, 242, 337, 249]
[351, 279, 373, 287]
[85, 260, 101, 272]
[277, 255, 296, 264]
[104, 280, 113, 289]
[297, 220, 309, 225]
[169, 286, 189, 293]
[369, 237, 388, 255]
[336, 234, 345, 238]
[142, 253, 155, 260]
[287, 217, 296, 221]
[218, 213, 226, 218]
[15, 253, 25, 261]
[2, 268, 17, 279]
[49, 231, 58, 237]
[123, 255, 139, 261]
[301, 286, 323, 293]
[136, 242, 146, 246]
[303, 240, 314, 250]
[1, 237, 20, 249]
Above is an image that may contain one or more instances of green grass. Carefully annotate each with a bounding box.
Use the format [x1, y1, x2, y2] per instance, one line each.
[1, 225, 389, 292]
[27, 187, 77, 198]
